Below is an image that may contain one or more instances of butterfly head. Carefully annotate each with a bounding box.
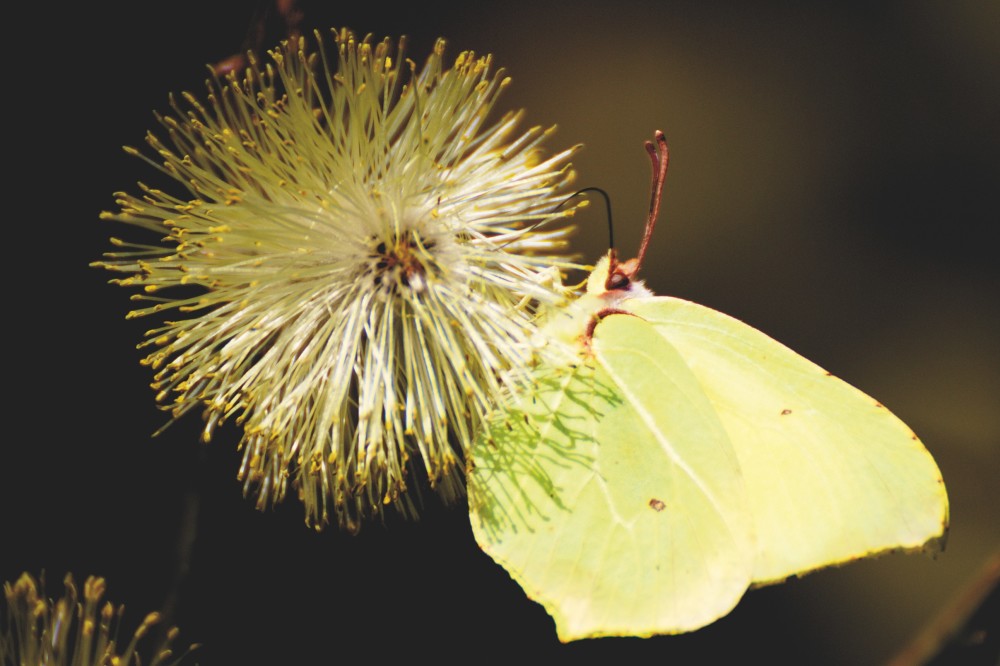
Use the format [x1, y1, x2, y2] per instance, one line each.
[586, 250, 651, 302]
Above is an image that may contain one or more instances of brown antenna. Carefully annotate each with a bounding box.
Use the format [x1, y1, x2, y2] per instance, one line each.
[605, 130, 670, 291]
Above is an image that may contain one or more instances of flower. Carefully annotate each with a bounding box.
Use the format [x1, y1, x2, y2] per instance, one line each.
[94, 28, 583, 531]
[0, 572, 195, 666]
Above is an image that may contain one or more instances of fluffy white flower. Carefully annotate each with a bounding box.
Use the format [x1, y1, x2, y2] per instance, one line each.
[95, 29, 583, 531]
[1, 572, 194, 665]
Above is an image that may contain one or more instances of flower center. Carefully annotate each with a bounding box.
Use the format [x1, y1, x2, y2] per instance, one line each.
[368, 229, 438, 295]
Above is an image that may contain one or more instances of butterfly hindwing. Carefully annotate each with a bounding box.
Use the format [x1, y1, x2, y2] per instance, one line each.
[469, 313, 756, 640]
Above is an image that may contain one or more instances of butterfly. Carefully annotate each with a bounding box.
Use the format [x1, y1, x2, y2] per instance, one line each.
[467, 130, 949, 641]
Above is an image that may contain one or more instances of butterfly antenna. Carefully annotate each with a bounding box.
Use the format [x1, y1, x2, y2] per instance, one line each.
[496, 187, 603, 250]
[635, 130, 669, 271]
[604, 131, 669, 290]
[564, 187, 614, 250]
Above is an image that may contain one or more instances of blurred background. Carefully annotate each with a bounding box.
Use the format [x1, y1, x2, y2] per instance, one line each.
[4, 1, 997, 663]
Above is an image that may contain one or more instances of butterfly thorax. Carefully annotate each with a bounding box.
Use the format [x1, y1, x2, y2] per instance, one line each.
[540, 252, 652, 352]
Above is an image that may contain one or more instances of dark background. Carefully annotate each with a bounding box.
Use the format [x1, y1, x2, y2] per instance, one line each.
[5, 1, 998, 664]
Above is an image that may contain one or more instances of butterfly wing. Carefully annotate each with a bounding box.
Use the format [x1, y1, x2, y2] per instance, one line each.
[469, 314, 756, 641]
[630, 296, 949, 585]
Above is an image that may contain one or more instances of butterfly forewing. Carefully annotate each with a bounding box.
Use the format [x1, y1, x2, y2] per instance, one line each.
[631, 296, 949, 584]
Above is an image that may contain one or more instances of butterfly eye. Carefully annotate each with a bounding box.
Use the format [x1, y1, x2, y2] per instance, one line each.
[608, 272, 630, 291]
